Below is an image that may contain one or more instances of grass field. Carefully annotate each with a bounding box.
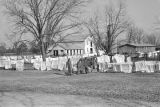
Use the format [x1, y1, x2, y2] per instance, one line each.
[0, 70, 160, 103]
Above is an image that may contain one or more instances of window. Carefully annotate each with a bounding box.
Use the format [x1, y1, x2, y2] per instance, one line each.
[90, 48, 93, 54]
[74, 50, 75, 55]
[91, 42, 93, 47]
[80, 50, 83, 54]
[54, 50, 58, 56]
[53, 51, 55, 56]
[81, 50, 83, 54]
[77, 49, 79, 55]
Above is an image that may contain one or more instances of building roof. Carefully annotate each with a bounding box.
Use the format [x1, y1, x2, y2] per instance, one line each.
[48, 42, 84, 50]
[131, 43, 156, 47]
[60, 35, 88, 43]
[48, 35, 91, 51]
[156, 45, 160, 48]
[119, 43, 156, 47]
[59, 42, 84, 50]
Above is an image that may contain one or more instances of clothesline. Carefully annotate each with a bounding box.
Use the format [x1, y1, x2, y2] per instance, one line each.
[0, 54, 160, 73]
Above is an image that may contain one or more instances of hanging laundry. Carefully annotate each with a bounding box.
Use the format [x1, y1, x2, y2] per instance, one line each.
[4, 60, 11, 70]
[51, 58, 58, 69]
[16, 60, 24, 71]
[46, 57, 52, 71]
[34, 60, 41, 70]
[40, 61, 46, 71]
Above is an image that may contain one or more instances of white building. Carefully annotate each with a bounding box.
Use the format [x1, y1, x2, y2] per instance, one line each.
[47, 36, 97, 56]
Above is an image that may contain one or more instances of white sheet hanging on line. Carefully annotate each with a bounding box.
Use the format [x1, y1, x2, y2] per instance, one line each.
[58, 57, 66, 70]
[104, 55, 110, 63]
[16, 60, 24, 71]
[113, 54, 125, 63]
[0, 60, 4, 68]
[4, 60, 11, 70]
[46, 57, 52, 71]
[34, 60, 41, 70]
[155, 61, 160, 72]
[40, 61, 46, 71]
[51, 58, 58, 69]
[121, 63, 132, 73]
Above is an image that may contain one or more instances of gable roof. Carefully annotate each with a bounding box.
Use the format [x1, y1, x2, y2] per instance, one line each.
[59, 42, 84, 50]
[48, 42, 84, 50]
[130, 43, 156, 47]
[60, 35, 88, 43]
[119, 43, 156, 48]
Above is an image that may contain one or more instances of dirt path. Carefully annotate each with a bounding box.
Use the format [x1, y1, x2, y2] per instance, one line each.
[0, 92, 159, 107]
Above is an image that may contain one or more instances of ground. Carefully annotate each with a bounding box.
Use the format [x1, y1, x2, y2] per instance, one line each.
[0, 70, 160, 107]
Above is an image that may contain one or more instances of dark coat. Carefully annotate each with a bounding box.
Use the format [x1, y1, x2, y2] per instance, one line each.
[66, 58, 72, 75]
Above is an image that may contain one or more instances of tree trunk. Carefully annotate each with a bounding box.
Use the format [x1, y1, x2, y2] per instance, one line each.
[41, 42, 46, 61]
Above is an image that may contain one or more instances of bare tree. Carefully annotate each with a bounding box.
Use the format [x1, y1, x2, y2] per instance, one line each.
[0, 44, 7, 56]
[145, 33, 160, 46]
[84, 2, 130, 54]
[5, 32, 22, 53]
[83, 15, 103, 56]
[4, 0, 86, 61]
[126, 25, 145, 44]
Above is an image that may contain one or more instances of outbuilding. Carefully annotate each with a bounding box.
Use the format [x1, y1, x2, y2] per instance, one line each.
[118, 43, 156, 55]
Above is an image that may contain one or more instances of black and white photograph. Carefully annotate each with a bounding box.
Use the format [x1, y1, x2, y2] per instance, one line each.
[0, 0, 160, 106]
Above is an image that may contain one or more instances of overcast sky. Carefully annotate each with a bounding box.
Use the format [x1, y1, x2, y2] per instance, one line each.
[0, 0, 160, 46]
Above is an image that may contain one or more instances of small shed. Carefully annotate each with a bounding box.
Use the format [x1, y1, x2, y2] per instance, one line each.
[118, 43, 156, 55]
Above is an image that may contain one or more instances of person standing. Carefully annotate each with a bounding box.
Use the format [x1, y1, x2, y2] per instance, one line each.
[66, 58, 72, 76]
[77, 59, 82, 74]
[84, 58, 88, 74]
